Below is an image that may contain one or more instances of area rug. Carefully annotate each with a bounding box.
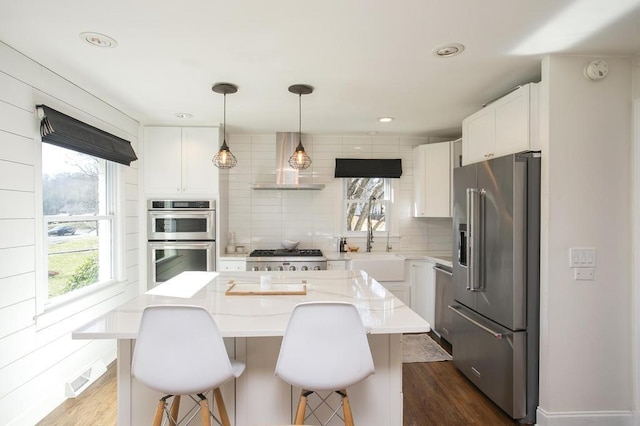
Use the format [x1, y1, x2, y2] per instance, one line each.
[402, 333, 453, 363]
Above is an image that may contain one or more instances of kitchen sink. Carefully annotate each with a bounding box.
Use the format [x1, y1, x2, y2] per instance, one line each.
[349, 253, 406, 282]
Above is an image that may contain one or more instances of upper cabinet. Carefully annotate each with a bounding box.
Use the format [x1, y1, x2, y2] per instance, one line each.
[462, 83, 539, 166]
[144, 126, 221, 195]
[413, 139, 460, 218]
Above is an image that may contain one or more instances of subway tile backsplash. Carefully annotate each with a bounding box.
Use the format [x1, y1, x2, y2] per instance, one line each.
[224, 134, 453, 254]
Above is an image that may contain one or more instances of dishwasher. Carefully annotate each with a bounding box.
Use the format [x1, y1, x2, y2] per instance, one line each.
[434, 263, 453, 343]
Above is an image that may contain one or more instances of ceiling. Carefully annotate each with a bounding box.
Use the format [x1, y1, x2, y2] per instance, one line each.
[1, 0, 640, 138]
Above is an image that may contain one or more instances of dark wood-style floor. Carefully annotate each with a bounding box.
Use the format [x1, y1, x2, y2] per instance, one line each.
[38, 333, 518, 425]
[403, 334, 518, 425]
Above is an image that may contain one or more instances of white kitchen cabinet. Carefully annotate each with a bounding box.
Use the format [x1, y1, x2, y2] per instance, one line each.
[346, 259, 410, 305]
[413, 140, 456, 217]
[463, 107, 495, 164]
[462, 83, 538, 165]
[217, 259, 246, 271]
[410, 260, 436, 327]
[327, 260, 347, 270]
[383, 282, 411, 306]
[144, 126, 221, 194]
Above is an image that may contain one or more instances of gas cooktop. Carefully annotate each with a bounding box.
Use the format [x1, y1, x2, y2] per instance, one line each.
[249, 249, 323, 257]
[246, 249, 326, 271]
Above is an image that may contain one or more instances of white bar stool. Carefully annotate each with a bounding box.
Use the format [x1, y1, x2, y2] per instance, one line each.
[132, 305, 245, 426]
[275, 302, 375, 425]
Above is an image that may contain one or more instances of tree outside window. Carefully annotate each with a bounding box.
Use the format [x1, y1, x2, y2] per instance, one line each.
[43, 143, 115, 300]
[344, 177, 390, 233]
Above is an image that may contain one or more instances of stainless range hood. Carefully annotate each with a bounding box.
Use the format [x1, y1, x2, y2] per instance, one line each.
[251, 132, 325, 190]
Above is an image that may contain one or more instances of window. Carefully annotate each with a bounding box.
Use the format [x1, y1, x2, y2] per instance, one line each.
[43, 143, 115, 301]
[344, 177, 391, 233]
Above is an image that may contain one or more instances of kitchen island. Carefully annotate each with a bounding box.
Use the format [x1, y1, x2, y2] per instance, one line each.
[73, 270, 430, 425]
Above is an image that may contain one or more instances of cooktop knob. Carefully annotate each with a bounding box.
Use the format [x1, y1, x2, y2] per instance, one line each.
[251, 266, 259, 271]
[313, 266, 321, 271]
[265, 266, 272, 271]
[301, 266, 309, 271]
[277, 265, 284, 271]
[289, 265, 296, 271]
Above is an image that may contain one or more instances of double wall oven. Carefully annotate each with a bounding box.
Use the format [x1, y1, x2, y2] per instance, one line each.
[147, 200, 216, 289]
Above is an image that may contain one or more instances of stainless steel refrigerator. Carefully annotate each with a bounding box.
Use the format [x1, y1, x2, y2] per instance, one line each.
[450, 152, 540, 424]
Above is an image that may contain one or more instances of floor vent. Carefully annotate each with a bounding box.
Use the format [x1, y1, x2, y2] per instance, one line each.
[65, 360, 107, 398]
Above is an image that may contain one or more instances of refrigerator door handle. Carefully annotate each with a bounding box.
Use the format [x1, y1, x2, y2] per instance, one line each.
[448, 305, 507, 340]
[466, 188, 481, 291]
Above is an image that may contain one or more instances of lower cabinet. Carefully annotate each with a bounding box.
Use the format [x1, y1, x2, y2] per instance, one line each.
[410, 260, 436, 327]
[382, 282, 411, 306]
[327, 260, 347, 270]
[344, 259, 410, 305]
[218, 259, 246, 271]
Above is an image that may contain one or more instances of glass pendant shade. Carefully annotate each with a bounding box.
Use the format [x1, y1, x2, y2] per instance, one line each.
[288, 84, 313, 170]
[211, 83, 238, 169]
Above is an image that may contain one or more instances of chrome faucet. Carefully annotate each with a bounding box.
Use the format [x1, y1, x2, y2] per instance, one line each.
[366, 196, 375, 252]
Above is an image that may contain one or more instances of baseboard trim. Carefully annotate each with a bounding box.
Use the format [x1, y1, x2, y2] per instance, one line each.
[536, 407, 634, 426]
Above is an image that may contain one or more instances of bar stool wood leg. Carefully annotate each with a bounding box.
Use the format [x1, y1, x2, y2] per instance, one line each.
[213, 388, 231, 426]
[152, 399, 165, 426]
[169, 395, 181, 425]
[198, 396, 211, 426]
[340, 389, 354, 426]
[294, 390, 309, 424]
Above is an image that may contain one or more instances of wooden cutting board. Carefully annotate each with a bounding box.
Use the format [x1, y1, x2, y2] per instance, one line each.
[225, 280, 307, 295]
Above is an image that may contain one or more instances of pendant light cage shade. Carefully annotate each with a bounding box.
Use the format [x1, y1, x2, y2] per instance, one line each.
[288, 84, 313, 170]
[213, 140, 237, 169]
[212, 83, 238, 169]
[288, 141, 311, 169]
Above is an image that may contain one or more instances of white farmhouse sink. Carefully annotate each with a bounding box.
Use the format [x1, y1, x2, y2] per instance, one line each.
[349, 253, 405, 282]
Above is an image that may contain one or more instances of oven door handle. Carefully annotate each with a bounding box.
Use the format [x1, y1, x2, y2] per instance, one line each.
[149, 242, 214, 249]
[148, 211, 214, 220]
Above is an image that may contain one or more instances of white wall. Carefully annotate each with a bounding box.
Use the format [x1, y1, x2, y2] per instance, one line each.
[222, 134, 453, 254]
[537, 54, 633, 425]
[0, 42, 141, 425]
[632, 54, 640, 426]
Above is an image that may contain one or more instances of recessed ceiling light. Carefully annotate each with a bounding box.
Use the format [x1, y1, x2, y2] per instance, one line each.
[433, 43, 465, 58]
[368, 131, 378, 135]
[175, 113, 194, 119]
[378, 117, 394, 123]
[79, 32, 117, 48]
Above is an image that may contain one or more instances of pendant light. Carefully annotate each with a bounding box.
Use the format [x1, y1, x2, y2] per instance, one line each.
[288, 84, 313, 170]
[212, 83, 238, 169]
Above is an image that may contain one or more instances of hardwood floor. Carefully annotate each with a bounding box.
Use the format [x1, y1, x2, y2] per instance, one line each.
[38, 335, 519, 425]
[403, 333, 518, 426]
[36, 361, 117, 426]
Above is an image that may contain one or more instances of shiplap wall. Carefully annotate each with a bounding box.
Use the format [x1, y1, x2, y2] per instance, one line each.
[0, 42, 141, 425]
[223, 134, 453, 254]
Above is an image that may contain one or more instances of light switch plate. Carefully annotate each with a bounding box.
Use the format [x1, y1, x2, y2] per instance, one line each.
[569, 248, 596, 267]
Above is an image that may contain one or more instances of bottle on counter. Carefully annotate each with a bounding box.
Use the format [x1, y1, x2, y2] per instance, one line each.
[339, 237, 347, 253]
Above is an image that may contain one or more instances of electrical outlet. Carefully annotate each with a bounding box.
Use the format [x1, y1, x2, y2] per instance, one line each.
[574, 268, 594, 281]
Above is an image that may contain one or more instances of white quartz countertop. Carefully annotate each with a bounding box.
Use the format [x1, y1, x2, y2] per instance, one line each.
[324, 251, 453, 267]
[220, 250, 453, 267]
[73, 270, 430, 340]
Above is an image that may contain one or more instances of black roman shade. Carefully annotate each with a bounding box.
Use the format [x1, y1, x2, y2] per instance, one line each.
[334, 158, 402, 178]
[37, 105, 138, 166]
